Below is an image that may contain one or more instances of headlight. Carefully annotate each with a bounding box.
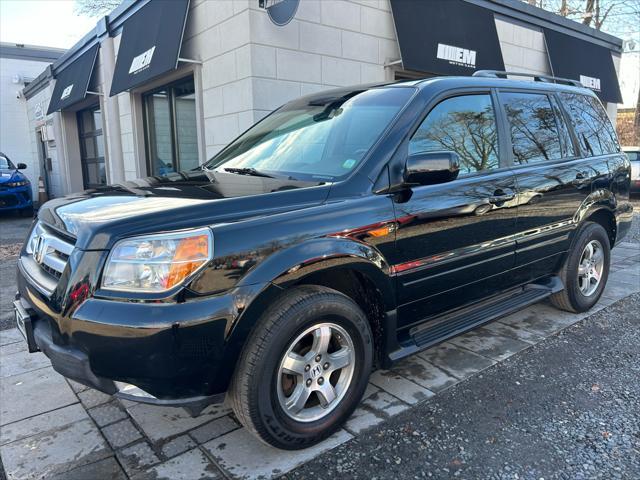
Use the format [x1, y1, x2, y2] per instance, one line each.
[102, 228, 213, 293]
[7, 181, 29, 187]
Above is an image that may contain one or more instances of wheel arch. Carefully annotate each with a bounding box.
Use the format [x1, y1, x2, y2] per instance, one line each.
[583, 207, 616, 248]
[217, 238, 397, 390]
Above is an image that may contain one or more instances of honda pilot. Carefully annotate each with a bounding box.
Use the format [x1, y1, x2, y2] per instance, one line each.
[14, 72, 632, 449]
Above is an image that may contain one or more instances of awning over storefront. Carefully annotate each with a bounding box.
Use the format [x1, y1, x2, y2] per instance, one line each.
[390, 0, 505, 76]
[46, 44, 99, 114]
[109, 0, 190, 96]
[543, 28, 622, 104]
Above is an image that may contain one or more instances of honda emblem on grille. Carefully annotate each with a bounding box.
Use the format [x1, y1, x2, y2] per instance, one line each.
[33, 235, 47, 265]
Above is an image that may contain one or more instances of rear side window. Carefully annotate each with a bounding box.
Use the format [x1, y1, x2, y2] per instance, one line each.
[559, 93, 619, 157]
[410, 94, 499, 174]
[500, 92, 563, 165]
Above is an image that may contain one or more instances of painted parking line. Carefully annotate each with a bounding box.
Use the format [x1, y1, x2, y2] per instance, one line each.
[0, 252, 638, 479]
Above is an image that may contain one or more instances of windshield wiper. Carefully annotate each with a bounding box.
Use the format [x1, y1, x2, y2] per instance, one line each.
[223, 167, 275, 178]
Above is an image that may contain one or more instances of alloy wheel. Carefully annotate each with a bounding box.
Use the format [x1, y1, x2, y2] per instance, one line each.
[276, 322, 355, 423]
[577, 239, 605, 297]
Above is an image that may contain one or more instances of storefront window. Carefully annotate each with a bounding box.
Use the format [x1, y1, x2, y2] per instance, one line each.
[143, 77, 199, 176]
[77, 105, 106, 189]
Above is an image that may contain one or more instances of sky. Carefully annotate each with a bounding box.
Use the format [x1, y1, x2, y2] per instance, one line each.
[0, 0, 97, 49]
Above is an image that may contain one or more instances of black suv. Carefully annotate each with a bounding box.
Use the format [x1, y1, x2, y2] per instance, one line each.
[15, 73, 632, 449]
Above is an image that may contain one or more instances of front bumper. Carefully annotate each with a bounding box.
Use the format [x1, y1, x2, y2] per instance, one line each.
[0, 185, 32, 211]
[16, 260, 266, 408]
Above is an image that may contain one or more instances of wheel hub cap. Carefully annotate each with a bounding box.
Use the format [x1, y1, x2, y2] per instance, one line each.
[276, 322, 355, 423]
[577, 239, 604, 297]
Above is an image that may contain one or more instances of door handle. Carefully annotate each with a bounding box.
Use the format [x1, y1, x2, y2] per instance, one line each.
[488, 189, 515, 204]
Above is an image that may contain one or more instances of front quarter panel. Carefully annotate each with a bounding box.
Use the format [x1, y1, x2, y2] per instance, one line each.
[190, 195, 398, 307]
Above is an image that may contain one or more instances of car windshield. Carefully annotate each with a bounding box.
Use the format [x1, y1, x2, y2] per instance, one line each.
[0, 155, 15, 170]
[625, 151, 639, 162]
[204, 87, 414, 181]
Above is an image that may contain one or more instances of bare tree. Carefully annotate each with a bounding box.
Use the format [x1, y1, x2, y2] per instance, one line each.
[74, 0, 123, 17]
[522, 0, 640, 143]
[521, 0, 640, 34]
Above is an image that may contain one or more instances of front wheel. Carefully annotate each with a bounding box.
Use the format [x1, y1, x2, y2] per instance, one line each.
[550, 222, 610, 313]
[230, 285, 373, 450]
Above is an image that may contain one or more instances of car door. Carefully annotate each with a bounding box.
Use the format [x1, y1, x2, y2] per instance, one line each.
[499, 90, 620, 283]
[392, 92, 519, 329]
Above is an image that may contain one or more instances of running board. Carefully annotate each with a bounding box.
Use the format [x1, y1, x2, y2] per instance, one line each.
[388, 276, 563, 363]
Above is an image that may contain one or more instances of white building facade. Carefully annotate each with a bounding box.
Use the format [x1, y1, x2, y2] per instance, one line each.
[21, 0, 624, 198]
[0, 43, 64, 198]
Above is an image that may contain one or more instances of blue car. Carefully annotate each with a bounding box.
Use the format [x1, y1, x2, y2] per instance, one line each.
[0, 152, 33, 216]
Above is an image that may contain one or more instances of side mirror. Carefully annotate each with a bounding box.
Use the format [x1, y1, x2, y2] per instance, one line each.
[404, 151, 460, 186]
[17, 163, 27, 170]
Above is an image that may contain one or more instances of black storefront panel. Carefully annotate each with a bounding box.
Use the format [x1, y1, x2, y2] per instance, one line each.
[110, 0, 190, 96]
[390, 0, 505, 76]
[46, 44, 99, 114]
[544, 28, 622, 104]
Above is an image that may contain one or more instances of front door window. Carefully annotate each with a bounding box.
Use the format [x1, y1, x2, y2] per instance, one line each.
[143, 77, 198, 176]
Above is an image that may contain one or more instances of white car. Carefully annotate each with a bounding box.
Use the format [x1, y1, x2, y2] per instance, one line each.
[623, 146, 640, 193]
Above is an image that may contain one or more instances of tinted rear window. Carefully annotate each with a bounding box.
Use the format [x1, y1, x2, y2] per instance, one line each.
[559, 93, 619, 157]
[500, 92, 563, 165]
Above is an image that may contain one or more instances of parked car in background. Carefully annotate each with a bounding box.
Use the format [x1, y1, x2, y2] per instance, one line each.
[14, 72, 632, 450]
[0, 152, 33, 216]
[623, 146, 640, 193]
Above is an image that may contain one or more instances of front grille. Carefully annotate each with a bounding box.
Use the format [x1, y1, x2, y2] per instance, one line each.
[0, 194, 18, 206]
[26, 222, 75, 280]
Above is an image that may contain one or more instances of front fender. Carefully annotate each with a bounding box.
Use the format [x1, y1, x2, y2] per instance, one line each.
[211, 237, 396, 394]
[237, 237, 395, 310]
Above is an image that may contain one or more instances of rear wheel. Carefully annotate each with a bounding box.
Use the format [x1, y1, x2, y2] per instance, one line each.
[550, 222, 610, 313]
[230, 285, 373, 449]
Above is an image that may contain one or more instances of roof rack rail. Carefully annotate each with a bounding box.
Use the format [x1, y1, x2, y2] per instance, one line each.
[472, 70, 583, 88]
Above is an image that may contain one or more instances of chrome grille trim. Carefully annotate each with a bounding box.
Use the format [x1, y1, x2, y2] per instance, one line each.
[26, 222, 75, 280]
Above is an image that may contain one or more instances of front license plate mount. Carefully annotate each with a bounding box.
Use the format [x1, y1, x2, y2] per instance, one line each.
[13, 300, 40, 353]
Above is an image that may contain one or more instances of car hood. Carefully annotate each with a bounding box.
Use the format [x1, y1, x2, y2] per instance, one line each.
[0, 169, 23, 184]
[38, 170, 330, 250]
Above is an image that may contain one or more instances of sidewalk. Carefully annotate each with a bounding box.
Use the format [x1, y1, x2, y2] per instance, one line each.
[1, 241, 637, 479]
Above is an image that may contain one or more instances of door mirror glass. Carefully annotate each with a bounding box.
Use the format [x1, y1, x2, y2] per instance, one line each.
[405, 151, 460, 186]
[16, 163, 27, 170]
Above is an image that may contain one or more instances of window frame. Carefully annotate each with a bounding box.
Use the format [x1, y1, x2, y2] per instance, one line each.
[142, 75, 197, 176]
[404, 88, 510, 179]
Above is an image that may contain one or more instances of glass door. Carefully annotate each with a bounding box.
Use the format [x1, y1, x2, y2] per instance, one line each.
[77, 105, 106, 188]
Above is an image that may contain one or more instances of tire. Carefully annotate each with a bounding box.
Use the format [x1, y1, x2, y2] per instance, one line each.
[550, 221, 610, 313]
[229, 285, 373, 450]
